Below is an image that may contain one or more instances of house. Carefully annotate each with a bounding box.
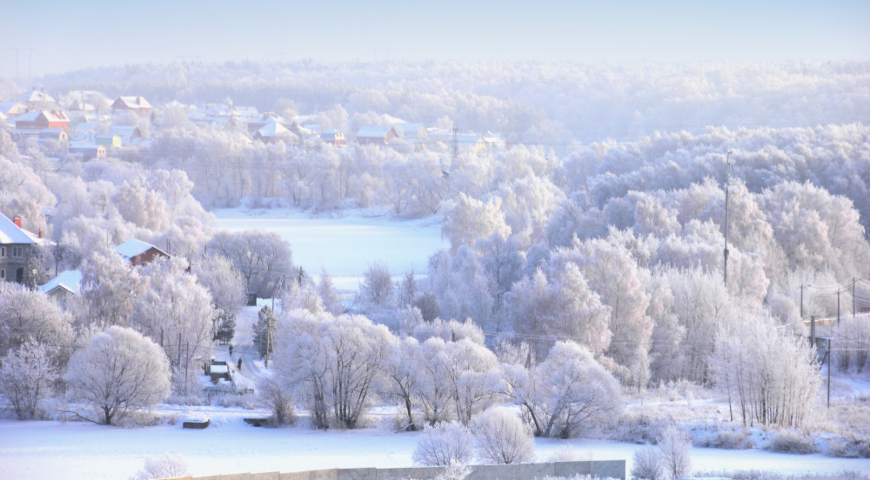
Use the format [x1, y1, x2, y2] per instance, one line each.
[253, 118, 296, 143]
[0, 213, 47, 284]
[68, 144, 106, 160]
[95, 134, 122, 149]
[109, 126, 142, 144]
[15, 110, 70, 130]
[112, 96, 152, 115]
[38, 129, 69, 143]
[246, 113, 283, 134]
[320, 128, 345, 146]
[457, 134, 487, 152]
[113, 238, 169, 266]
[0, 101, 29, 118]
[68, 99, 95, 112]
[482, 132, 506, 150]
[18, 87, 55, 107]
[39, 270, 83, 309]
[356, 125, 398, 145]
[395, 123, 428, 142]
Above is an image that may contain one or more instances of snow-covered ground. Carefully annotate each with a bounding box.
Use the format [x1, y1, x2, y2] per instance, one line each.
[2, 411, 869, 480]
[213, 207, 447, 292]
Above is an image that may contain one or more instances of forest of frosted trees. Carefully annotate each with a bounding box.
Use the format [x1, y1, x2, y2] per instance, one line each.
[1, 61, 870, 444]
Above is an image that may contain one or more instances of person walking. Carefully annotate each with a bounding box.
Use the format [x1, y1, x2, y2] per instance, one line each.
[237, 357, 243, 370]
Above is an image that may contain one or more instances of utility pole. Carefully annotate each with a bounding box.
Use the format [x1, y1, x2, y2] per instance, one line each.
[723, 151, 733, 285]
[800, 283, 808, 318]
[827, 338, 831, 408]
[837, 289, 841, 326]
[452, 123, 459, 160]
[810, 315, 816, 349]
[853, 277, 857, 317]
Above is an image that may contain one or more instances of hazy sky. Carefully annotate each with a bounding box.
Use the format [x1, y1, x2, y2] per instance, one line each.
[1, 0, 867, 78]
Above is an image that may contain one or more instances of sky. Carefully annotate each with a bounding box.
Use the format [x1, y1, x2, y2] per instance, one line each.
[0, 0, 868, 78]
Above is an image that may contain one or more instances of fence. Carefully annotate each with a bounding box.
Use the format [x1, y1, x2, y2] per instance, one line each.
[161, 460, 626, 480]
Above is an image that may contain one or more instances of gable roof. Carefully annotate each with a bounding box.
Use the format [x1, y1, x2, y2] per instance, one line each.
[18, 89, 55, 104]
[114, 238, 167, 261]
[395, 123, 425, 136]
[15, 110, 69, 123]
[0, 101, 27, 115]
[256, 118, 292, 138]
[39, 270, 83, 296]
[0, 212, 37, 245]
[357, 125, 395, 138]
[114, 96, 152, 109]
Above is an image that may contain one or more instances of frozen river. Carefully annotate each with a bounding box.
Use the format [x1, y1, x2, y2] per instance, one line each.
[213, 208, 448, 291]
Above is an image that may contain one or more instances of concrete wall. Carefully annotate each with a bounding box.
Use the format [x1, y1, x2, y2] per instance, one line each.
[170, 460, 625, 480]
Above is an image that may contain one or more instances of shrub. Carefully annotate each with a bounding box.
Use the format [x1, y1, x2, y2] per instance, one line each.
[412, 422, 474, 466]
[131, 452, 189, 480]
[258, 377, 297, 425]
[766, 432, 818, 455]
[631, 447, 663, 480]
[698, 430, 754, 450]
[470, 407, 535, 464]
[826, 435, 870, 458]
[657, 425, 692, 480]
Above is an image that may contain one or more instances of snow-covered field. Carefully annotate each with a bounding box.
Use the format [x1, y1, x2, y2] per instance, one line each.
[2, 411, 869, 480]
[213, 208, 447, 291]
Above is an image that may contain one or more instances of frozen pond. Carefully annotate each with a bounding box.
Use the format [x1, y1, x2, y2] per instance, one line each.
[213, 208, 448, 291]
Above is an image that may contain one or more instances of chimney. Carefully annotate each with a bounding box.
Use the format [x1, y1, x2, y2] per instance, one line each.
[38, 229, 43, 239]
[138, 97, 143, 105]
[13, 215, 22, 228]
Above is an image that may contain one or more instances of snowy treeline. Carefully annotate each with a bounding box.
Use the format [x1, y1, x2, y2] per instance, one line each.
[37, 60, 870, 141]
[269, 305, 623, 436]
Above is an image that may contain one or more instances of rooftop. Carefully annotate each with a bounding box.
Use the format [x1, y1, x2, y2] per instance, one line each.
[113, 238, 166, 261]
[39, 270, 83, 295]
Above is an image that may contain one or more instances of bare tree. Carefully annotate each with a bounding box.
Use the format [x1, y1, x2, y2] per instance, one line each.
[470, 407, 535, 464]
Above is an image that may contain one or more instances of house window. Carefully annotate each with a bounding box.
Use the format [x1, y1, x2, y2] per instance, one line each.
[12, 246, 20, 258]
[0, 269, 4, 279]
[0, 246, 4, 257]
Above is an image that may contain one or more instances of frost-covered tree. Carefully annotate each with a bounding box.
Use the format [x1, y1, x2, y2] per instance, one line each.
[254, 306, 278, 363]
[358, 261, 394, 308]
[469, 407, 535, 465]
[504, 263, 611, 359]
[318, 268, 343, 315]
[657, 426, 692, 480]
[273, 310, 397, 429]
[412, 421, 474, 466]
[65, 326, 171, 425]
[553, 239, 653, 386]
[631, 447, 663, 480]
[76, 252, 145, 327]
[383, 336, 421, 428]
[499, 341, 623, 438]
[0, 341, 57, 420]
[132, 257, 215, 395]
[427, 247, 494, 328]
[208, 230, 294, 298]
[257, 376, 296, 425]
[0, 283, 74, 363]
[442, 193, 511, 251]
[195, 254, 245, 343]
[710, 310, 820, 428]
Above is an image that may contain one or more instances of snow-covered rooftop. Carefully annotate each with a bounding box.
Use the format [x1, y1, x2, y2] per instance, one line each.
[39, 270, 83, 295]
[113, 238, 165, 261]
[357, 125, 394, 138]
[0, 213, 38, 245]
